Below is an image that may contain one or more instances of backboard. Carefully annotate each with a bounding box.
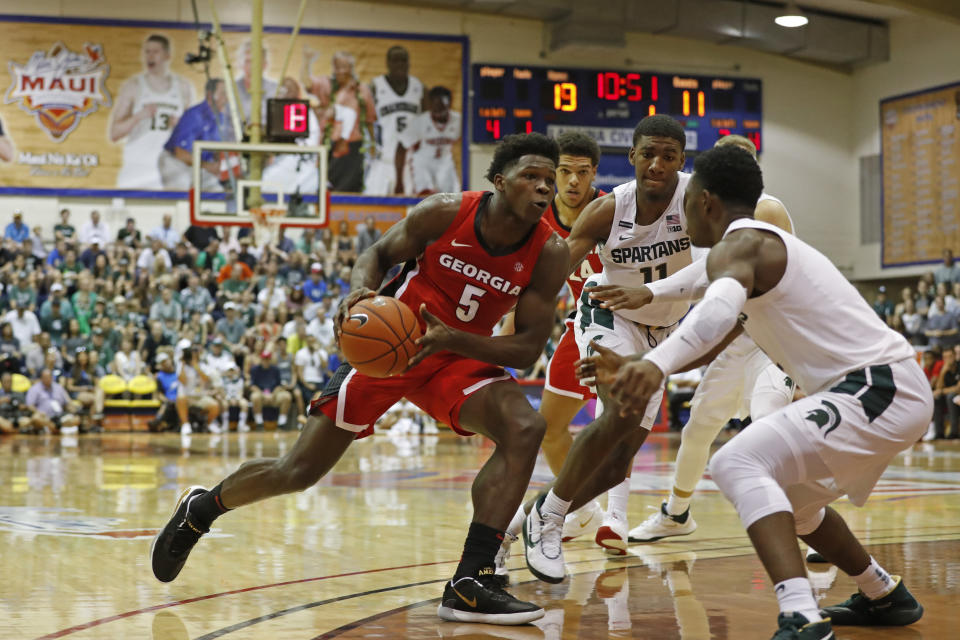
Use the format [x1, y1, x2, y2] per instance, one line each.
[189, 141, 329, 230]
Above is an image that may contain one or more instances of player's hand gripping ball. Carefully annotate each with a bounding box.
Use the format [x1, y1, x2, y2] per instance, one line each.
[339, 296, 422, 377]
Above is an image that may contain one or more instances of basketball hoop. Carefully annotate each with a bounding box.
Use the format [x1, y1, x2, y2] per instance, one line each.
[250, 207, 285, 247]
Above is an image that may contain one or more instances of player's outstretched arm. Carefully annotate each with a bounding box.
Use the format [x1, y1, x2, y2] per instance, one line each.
[409, 234, 570, 370]
[336, 193, 461, 328]
[565, 193, 615, 276]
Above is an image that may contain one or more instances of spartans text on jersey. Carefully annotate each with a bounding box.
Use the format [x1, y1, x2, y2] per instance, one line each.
[608, 238, 690, 264]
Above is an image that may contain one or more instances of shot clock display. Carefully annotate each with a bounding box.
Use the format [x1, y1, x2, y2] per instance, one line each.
[472, 64, 762, 154]
[265, 98, 311, 142]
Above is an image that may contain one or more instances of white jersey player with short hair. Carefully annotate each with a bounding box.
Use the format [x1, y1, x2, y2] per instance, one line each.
[115, 73, 191, 189]
[629, 190, 797, 543]
[364, 74, 423, 195]
[411, 109, 461, 194]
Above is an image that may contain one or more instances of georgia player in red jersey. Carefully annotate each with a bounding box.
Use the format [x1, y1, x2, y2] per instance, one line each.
[150, 133, 570, 626]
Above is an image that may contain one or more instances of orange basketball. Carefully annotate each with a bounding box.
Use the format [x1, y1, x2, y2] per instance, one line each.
[339, 296, 423, 378]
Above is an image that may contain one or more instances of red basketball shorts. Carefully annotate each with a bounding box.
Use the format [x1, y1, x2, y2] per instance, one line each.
[544, 322, 595, 401]
[309, 351, 512, 438]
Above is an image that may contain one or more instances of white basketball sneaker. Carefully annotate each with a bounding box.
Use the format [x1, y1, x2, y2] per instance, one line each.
[494, 532, 516, 586]
[562, 500, 603, 542]
[522, 495, 565, 583]
[594, 511, 629, 555]
[627, 502, 697, 543]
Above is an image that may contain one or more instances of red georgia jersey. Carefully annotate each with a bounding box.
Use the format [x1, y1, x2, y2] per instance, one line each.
[388, 191, 555, 336]
[544, 188, 606, 300]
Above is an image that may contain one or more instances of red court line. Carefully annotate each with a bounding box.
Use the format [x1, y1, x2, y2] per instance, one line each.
[33, 558, 459, 640]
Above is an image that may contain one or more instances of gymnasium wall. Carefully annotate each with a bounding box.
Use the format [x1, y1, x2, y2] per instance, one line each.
[0, 0, 956, 280]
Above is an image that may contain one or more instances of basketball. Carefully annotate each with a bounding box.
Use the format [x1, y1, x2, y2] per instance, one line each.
[339, 296, 422, 377]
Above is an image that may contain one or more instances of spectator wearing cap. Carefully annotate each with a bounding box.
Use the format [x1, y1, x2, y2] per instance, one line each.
[79, 237, 107, 271]
[39, 289, 73, 346]
[137, 237, 172, 274]
[5, 210, 29, 243]
[249, 350, 292, 429]
[116, 217, 141, 248]
[4, 302, 40, 349]
[203, 337, 236, 372]
[302, 262, 328, 303]
[7, 273, 37, 311]
[40, 282, 74, 322]
[53, 208, 76, 243]
[872, 286, 894, 325]
[87, 328, 113, 370]
[216, 303, 247, 346]
[25, 369, 81, 434]
[149, 213, 180, 250]
[78, 209, 110, 246]
[180, 274, 214, 319]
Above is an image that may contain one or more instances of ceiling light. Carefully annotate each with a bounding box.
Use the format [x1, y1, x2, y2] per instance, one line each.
[775, 2, 808, 28]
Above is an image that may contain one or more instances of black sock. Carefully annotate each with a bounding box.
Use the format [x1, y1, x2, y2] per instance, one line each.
[454, 521, 504, 580]
[187, 483, 230, 530]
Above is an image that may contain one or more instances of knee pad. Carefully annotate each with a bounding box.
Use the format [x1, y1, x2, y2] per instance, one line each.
[710, 445, 793, 530]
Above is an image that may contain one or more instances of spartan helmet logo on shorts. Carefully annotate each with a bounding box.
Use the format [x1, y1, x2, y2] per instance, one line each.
[805, 399, 841, 437]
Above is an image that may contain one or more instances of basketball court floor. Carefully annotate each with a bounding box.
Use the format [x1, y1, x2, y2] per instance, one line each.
[3, 430, 958, 639]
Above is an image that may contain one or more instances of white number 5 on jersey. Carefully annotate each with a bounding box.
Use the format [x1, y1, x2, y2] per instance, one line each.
[456, 284, 486, 322]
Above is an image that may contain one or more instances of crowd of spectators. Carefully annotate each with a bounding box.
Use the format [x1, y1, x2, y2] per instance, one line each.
[0, 207, 381, 435]
[872, 248, 960, 441]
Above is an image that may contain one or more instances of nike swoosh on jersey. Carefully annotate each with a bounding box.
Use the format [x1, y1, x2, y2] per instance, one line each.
[452, 585, 477, 608]
[450, 240, 472, 248]
[618, 234, 633, 241]
[348, 313, 369, 328]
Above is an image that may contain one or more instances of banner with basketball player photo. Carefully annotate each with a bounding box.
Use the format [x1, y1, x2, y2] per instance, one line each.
[0, 15, 466, 197]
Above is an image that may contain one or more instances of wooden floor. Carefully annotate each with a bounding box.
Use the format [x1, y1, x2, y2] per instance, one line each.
[3, 429, 959, 639]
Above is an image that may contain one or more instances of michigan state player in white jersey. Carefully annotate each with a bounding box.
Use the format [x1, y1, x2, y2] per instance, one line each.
[110, 34, 193, 190]
[515, 115, 696, 583]
[590, 135, 799, 545]
[582, 144, 930, 640]
[364, 46, 424, 195]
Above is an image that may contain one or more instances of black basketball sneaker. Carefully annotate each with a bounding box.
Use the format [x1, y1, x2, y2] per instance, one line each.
[437, 573, 544, 625]
[150, 486, 209, 582]
[821, 577, 923, 626]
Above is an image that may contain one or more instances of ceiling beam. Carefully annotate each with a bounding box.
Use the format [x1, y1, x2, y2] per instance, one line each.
[857, 0, 960, 24]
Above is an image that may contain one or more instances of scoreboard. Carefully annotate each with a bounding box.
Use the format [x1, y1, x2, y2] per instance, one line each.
[471, 64, 762, 158]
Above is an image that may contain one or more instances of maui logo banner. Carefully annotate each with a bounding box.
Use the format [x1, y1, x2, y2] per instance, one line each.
[6, 42, 112, 141]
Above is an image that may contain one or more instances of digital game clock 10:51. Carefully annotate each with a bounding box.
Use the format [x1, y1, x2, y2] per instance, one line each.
[471, 63, 762, 156]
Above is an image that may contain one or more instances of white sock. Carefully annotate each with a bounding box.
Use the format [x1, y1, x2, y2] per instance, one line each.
[853, 557, 897, 599]
[666, 488, 692, 516]
[541, 490, 572, 520]
[606, 478, 630, 517]
[255, 413, 263, 425]
[278, 413, 288, 426]
[239, 410, 247, 425]
[506, 504, 525, 538]
[774, 576, 822, 622]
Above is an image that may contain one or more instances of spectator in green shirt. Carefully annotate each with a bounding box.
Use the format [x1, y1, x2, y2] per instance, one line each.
[196, 238, 226, 273]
